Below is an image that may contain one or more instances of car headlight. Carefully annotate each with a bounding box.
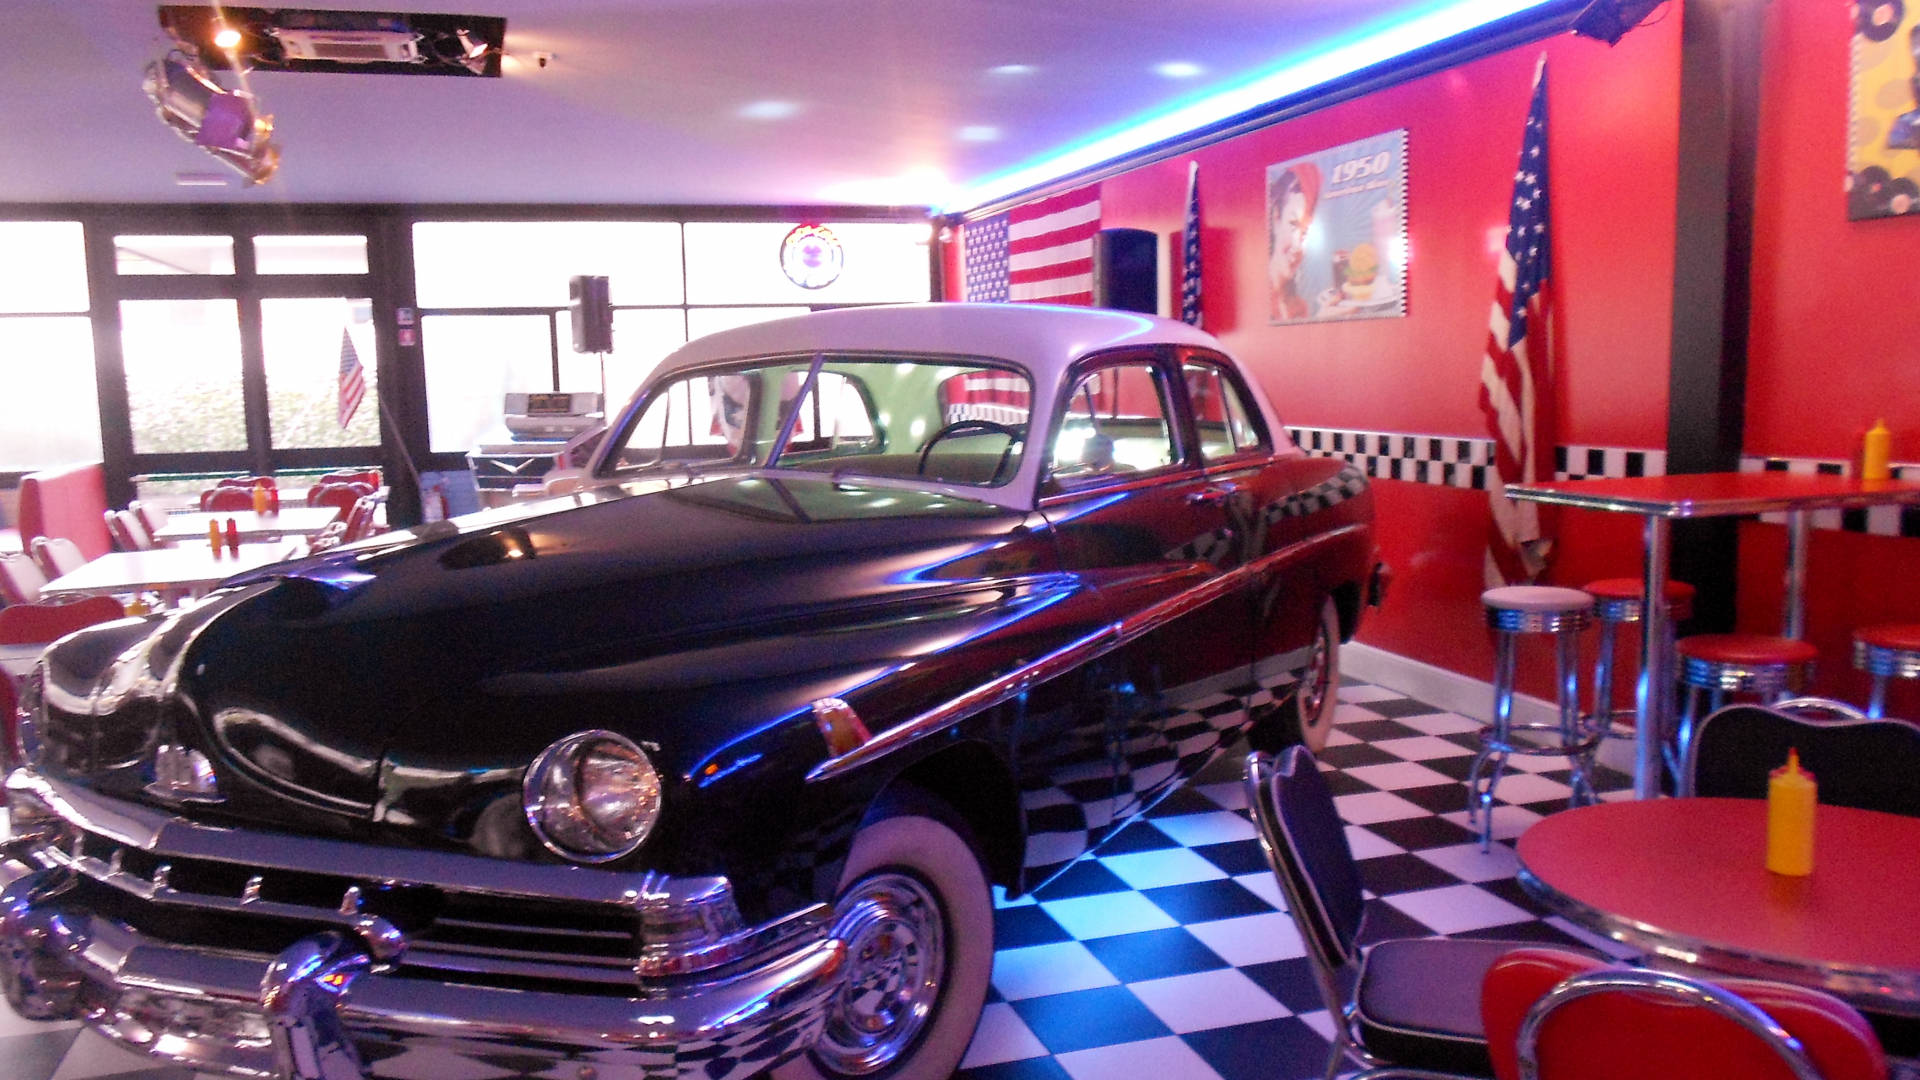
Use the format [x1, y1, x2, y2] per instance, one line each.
[522, 731, 662, 863]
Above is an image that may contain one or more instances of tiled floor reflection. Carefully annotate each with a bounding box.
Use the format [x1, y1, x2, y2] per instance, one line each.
[0, 679, 1632, 1080]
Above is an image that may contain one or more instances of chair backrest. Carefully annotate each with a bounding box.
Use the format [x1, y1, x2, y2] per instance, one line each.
[201, 486, 257, 513]
[28, 536, 86, 578]
[17, 462, 113, 560]
[216, 475, 276, 489]
[126, 500, 168, 537]
[104, 509, 155, 552]
[0, 552, 48, 606]
[341, 494, 383, 541]
[1482, 947, 1887, 1080]
[314, 468, 381, 490]
[1245, 746, 1367, 1012]
[308, 480, 375, 517]
[1684, 702, 1920, 816]
[0, 595, 127, 646]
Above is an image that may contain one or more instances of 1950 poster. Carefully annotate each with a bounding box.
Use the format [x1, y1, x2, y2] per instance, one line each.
[1267, 129, 1408, 324]
[1850, 0, 1920, 219]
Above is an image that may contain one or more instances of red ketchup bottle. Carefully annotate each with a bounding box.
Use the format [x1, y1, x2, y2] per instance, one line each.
[225, 517, 240, 553]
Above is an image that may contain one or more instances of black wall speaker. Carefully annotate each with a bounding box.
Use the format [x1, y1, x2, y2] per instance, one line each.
[1092, 228, 1158, 314]
[1570, 0, 1667, 45]
[569, 274, 613, 353]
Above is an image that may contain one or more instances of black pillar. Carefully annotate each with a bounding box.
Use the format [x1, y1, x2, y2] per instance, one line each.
[1665, 0, 1766, 632]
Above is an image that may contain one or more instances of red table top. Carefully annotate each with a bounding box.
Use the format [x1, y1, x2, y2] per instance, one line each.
[1506, 472, 1920, 518]
[1516, 798, 1920, 1008]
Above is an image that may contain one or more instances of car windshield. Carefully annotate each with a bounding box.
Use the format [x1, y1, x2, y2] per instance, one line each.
[602, 353, 1034, 488]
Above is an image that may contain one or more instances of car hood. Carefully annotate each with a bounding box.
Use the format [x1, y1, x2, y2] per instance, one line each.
[32, 474, 1059, 836]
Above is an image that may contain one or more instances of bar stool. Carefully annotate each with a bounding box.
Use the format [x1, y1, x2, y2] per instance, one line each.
[1584, 577, 1696, 767]
[1673, 634, 1818, 790]
[1471, 586, 1601, 852]
[1852, 624, 1920, 718]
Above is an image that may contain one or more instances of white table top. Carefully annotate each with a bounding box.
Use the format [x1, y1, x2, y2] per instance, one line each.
[39, 544, 298, 601]
[151, 506, 342, 542]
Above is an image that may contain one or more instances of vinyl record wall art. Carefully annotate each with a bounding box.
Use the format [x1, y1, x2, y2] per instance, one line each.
[1850, 0, 1920, 219]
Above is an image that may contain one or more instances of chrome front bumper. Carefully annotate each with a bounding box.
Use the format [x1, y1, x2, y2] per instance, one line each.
[0, 775, 846, 1080]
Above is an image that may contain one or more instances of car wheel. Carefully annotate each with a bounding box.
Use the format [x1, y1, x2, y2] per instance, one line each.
[1294, 597, 1341, 752]
[774, 794, 993, 1080]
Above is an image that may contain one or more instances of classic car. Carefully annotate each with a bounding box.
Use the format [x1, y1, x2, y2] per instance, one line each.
[0, 303, 1381, 1080]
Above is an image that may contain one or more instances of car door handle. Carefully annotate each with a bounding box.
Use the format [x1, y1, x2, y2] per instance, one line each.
[1187, 485, 1233, 507]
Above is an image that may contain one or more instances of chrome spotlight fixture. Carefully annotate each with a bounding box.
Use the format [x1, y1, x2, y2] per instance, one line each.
[143, 52, 280, 185]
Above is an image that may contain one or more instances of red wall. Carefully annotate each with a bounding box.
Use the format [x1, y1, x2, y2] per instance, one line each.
[948, 5, 1920, 720]
[1739, 0, 1920, 718]
[955, 23, 1685, 690]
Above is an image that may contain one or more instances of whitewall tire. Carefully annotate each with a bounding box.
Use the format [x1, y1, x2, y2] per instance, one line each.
[774, 796, 994, 1080]
[1295, 597, 1341, 752]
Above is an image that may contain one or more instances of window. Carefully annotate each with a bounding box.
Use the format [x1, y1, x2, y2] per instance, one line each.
[0, 221, 100, 471]
[1050, 361, 1175, 487]
[255, 235, 368, 275]
[412, 221, 684, 307]
[263, 298, 379, 449]
[683, 222, 932, 305]
[565, 308, 688, 411]
[114, 235, 235, 276]
[1182, 361, 1268, 460]
[120, 299, 247, 454]
[422, 314, 557, 453]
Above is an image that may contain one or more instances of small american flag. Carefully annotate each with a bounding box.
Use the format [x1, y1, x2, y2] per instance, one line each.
[962, 185, 1102, 306]
[337, 327, 366, 429]
[1479, 57, 1557, 587]
[1180, 160, 1203, 327]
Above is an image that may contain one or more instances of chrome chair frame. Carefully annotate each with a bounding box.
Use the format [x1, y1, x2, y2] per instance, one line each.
[1515, 968, 1824, 1080]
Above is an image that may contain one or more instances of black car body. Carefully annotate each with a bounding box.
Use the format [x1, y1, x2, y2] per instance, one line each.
[1, 303, 1380, 1080]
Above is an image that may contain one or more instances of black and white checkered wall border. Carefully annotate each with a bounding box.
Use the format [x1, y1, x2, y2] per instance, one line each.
[1285, 429, 1666, 491]
[1742, 455, 1920, 538]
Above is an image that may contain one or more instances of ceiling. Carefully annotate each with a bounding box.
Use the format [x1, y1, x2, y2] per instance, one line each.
[3, 0, 1502, 213]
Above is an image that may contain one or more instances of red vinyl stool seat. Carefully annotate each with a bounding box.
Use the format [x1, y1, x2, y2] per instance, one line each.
[1673, 634, 1819, 780]
[1470, 587, 1601, 852]
[1582, 579, 1697, 773]
[1853, 623, 1920, 719]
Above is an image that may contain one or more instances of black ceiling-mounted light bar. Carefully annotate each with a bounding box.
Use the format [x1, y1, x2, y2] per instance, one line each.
[157, 6, 509, 77]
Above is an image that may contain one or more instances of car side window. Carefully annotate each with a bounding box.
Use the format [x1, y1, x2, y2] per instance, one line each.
[1182, 361, 1269, 461]
[1049, 361, 1174, 488]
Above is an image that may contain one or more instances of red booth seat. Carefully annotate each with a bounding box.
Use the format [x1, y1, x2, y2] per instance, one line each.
[18, 462, 113, 561]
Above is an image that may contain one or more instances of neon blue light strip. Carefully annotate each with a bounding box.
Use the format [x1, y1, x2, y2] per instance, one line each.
[945, 0, 1557, 214]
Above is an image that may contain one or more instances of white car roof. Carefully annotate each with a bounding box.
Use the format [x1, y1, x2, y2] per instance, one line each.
[655, 302, 1225, 389]
[614, 302, 1279, 512]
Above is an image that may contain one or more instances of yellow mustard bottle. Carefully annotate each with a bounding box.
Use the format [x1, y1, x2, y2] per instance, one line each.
[1765, 748, 1816, 876]
[1862, 419, 1892, 481]
[251, 483, 269, 514]
[208, 520, 224, 553]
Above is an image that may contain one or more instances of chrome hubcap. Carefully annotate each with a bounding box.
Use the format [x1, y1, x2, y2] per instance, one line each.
[1300, 618, 1332, 723]
[815, 871, 945, 1075]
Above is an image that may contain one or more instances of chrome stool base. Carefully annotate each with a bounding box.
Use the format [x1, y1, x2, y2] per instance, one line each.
[1852, 626, 1920, 719]
[1471, 586, 1598, 852]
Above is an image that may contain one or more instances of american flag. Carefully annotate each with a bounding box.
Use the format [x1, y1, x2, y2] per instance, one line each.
[337, 327, 366, 428]
[962, 184, 1101, 305]
[1180, 160, 1203, 327]
[1479, 57, 1557, 587]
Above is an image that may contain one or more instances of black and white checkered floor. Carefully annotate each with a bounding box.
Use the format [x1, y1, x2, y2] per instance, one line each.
[0, 678, 1637, 1080]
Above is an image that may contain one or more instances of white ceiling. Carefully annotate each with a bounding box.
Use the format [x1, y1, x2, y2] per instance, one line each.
[2, 0, 1471, 212]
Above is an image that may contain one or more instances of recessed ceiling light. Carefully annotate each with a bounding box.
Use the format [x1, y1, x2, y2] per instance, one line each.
[738, 100, 800, 121]
[958, 125, 1001, 142]
[987, 63, 1035, 76]
[1153, 61, 1204, 78]
[212, 25, 242, 50]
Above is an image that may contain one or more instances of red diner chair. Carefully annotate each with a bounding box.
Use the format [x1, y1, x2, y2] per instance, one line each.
[127, 499, 168, 538]
[200, 486, 257, 513]
[104, 509, 155, 551]
[28, 537, 86, 579]
[1482, 947, 1886, 1080]
[341, 494, 385, 541]
[216, 475, 276, 490]
[0, 553, 48, 606]
[314, 468, 381, 490]
[0, 596, 128, 647]
[308, 481, 374, 522]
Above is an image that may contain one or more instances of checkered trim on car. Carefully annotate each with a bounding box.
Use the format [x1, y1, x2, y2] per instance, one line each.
[1742, 455, 1920, 537]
